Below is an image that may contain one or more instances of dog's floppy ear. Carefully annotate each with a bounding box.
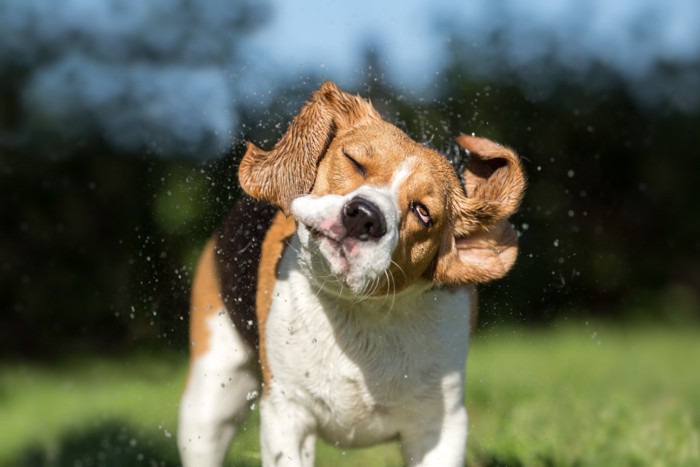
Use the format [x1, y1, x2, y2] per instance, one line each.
[456, 134, 526, 227]
[239, 81, 380, 214]
[434, 135, 526, 285]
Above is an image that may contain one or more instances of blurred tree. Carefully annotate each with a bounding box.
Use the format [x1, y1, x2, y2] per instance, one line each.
[325, 46, 700, 327]
[0, 0, 269, 357]
[3, 5, 700, 357]
[432, 45, 700, 326]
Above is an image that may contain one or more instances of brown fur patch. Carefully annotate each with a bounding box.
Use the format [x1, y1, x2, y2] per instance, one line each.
[455, 134, 526, 230]
[239, 81, 381, 214]
[430, 136, 526, 285]
[256, 211, 297, 392]
[188, 238, 225, 361]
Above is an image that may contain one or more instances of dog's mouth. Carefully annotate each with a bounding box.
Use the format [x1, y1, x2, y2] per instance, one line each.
[307, 225, 347, 258]
[307, 225, 339, 242]
[292, 193, 398, 295]
[303, 223, 357, 278]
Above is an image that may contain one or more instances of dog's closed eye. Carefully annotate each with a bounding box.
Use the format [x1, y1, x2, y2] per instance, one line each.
[343, 149, 366, 178]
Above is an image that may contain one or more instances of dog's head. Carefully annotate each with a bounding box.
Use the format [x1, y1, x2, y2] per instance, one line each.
[239, 82, 526, 296]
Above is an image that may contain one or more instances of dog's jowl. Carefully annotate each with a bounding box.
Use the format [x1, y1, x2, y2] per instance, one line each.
[178, 82, 526, 467]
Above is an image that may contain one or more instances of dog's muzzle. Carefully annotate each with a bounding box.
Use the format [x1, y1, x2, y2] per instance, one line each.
[342, 197, 387, 241]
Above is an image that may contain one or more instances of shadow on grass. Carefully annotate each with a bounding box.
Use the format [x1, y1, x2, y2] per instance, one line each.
[471, 455, 525, 467]
[470, 450, 563, 467]
[12, 419, 180, 466]
[12, 419, 262, 467]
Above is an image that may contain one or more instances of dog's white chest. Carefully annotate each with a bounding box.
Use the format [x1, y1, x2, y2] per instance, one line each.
[263, 243, 472, 447]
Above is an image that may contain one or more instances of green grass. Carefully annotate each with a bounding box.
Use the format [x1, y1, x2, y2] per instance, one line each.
[466, 324, 700, 466]
[1, 324, 698, 466]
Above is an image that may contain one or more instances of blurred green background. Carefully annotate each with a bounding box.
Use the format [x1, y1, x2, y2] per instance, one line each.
[1, 0, 699, 465]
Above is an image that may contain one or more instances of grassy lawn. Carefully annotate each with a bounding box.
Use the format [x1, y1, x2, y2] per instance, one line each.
[1, 323, 698, 466]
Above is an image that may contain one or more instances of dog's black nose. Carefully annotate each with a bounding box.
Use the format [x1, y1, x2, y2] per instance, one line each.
[342, 198, 386, 241]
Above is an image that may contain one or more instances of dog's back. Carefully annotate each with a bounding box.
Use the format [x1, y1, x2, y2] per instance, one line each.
[214, 196, 278, 350]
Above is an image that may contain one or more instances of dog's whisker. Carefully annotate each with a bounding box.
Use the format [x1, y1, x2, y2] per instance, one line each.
[385, 269, 398, 315]
[378, 270, 392, 310]
[391, 260, 407, 282]
[371, 274, 384, 297]
[315, 277, 330, 297]
[363, 278, 375, 298]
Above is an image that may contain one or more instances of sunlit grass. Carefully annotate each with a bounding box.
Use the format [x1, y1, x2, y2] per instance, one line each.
[0, 352, 185, 465]
[1, 324, 698, 465]
[466, 324, 700, 466]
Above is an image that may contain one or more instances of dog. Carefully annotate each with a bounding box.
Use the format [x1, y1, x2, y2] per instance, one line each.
[177, 81, 525, 466]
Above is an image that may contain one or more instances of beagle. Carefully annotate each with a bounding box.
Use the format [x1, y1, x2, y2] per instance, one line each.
[178, 82, 526, 466]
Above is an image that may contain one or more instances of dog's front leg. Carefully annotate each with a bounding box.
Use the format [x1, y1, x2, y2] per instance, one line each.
[401, 404, 468, 467]
[259, 392, 317, 467]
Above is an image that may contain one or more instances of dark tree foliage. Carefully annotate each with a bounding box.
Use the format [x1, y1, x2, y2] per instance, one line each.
[421, 55, 700, 327]
[0, 0, 267, 357]
[2, 46, 699, 357]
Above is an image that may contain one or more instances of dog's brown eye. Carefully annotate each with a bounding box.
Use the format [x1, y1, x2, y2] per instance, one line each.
[343, 149, 366, 177]
[410, 202, 432, 227]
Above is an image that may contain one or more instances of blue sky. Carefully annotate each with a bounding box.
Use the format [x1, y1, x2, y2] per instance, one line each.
[242, 0, 451, 90]
[1, 0, 698, 159]
[243, 0, 700, 104]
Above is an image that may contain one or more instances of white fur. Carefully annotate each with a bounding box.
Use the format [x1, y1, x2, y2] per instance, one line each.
[180, 158, 474, 466]
[264, 173, 472, 466]
[291, 184, 399, 295]
[178, 308, 260, 466]
[262, 237, 471, 466]
[389, 156, 415, 195]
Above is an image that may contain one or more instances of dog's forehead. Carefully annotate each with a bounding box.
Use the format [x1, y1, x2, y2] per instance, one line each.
[340, 122, 451, 174]
[341, 122, 419, 153]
